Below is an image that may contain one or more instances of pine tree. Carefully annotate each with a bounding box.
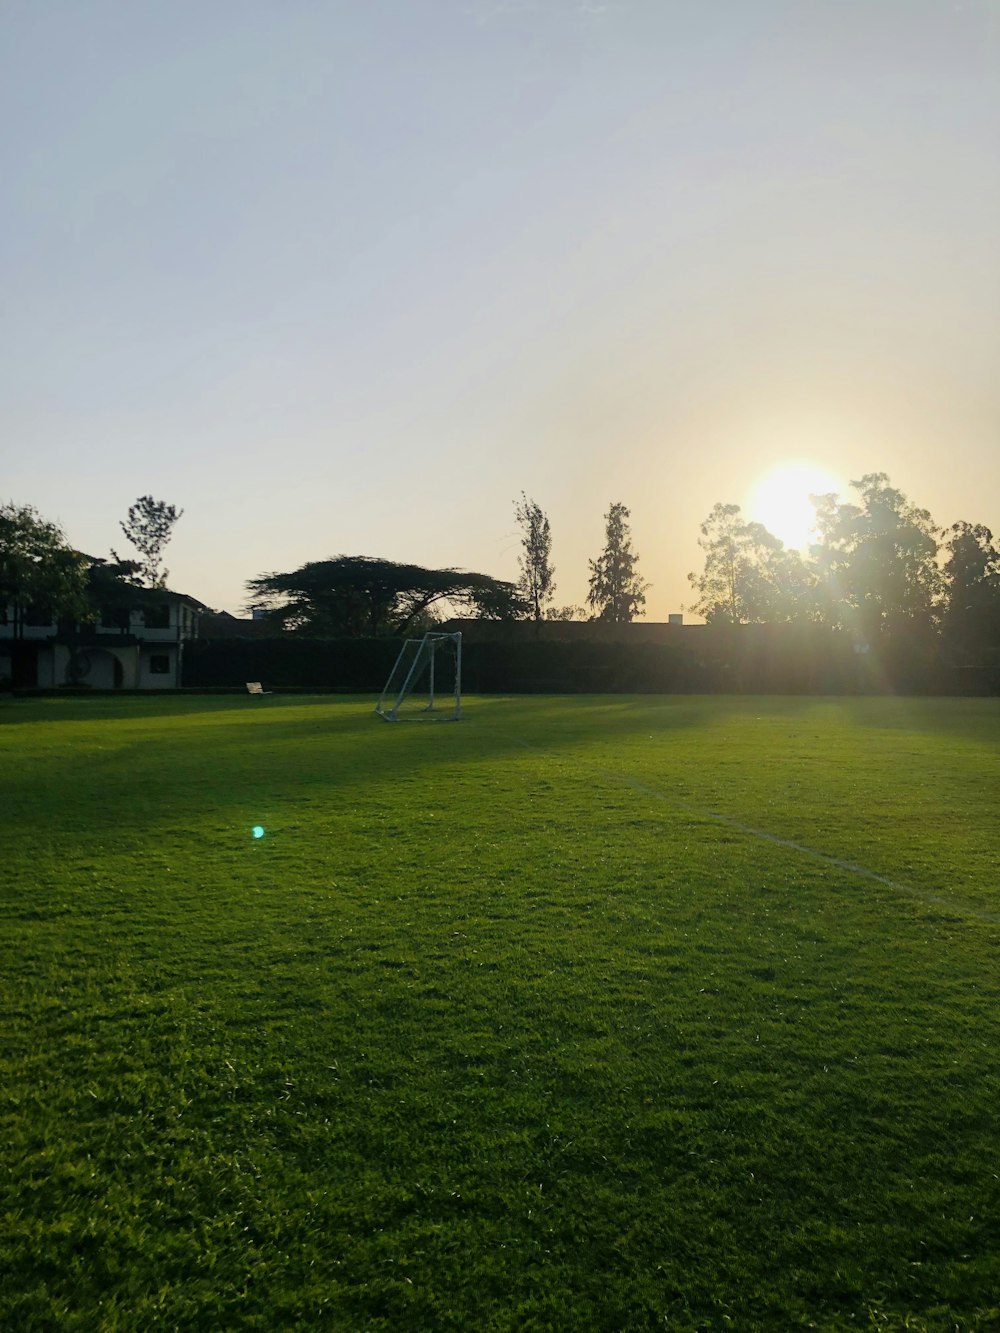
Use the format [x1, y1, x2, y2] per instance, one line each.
[587, 502, 648, 622]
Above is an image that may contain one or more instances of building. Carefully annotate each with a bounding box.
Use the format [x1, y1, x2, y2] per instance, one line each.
[0, 591, 207, 689]
[197, 611, 276, 640]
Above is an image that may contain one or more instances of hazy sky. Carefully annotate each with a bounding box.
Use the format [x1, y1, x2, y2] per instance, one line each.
[3, 0, 999, 617]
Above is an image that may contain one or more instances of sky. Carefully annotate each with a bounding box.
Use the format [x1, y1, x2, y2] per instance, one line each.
[3, 0, 999, 617]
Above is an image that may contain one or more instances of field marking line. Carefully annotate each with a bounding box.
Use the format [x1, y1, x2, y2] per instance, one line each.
[516, 739, 1000, 928]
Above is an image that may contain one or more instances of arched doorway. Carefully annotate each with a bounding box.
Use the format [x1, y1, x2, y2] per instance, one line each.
[68, 649, 122, 689]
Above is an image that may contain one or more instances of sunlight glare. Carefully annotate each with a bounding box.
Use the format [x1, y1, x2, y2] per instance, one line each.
[747, 463, 843, 549]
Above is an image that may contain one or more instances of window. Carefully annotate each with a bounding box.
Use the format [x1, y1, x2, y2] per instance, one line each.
[24, 605, 54, 627]
[142, 604, 171, 629]
[149, 654, 170, 674]
[100, 607, 129, 630]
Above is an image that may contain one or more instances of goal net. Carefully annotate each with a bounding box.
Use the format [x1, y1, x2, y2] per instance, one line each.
[375, 632, 462, 722]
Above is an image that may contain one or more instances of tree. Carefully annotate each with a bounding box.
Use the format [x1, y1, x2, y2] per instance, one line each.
[246, 556, 523, 636]
[811, 473, 941, 639]
[514, 493, 555, 622]
[687, 503, 815, 624]
[941, 521, 1000, 664]
[85, 556, 145, 630]
[116, 495, 184, 588]
[0, 501, 89, 634]
[587, 502, 648, 623]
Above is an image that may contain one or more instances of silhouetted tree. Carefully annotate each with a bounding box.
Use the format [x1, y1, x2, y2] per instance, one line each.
[83, 556, 146, 630]
[514, 493, 555, 622]
[687, 503, 816, 624]
[811, 473, 941, 640]
[587, 502, 648, 622]
[0, 501, 89, 634]
[246, 556, 523, 636]
[115, 495, 184, 588]
[941, 521, 1000, 664]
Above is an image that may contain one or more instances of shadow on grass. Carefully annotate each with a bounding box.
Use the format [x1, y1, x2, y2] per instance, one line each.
[6, 695, 1000, 850]
[822, 694, 1000, 743]
[0, 693, 347, 726]
[1, 695, 720, 843]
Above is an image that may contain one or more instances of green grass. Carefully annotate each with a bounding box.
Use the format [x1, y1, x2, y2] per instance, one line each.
[3, 692, 1000, 1332]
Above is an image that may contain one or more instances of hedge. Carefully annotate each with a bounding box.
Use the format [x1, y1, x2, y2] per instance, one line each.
[181, 633, 1000, 695]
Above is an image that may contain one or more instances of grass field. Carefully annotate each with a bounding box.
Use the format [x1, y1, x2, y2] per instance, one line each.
[3, 692, 1000, 1332]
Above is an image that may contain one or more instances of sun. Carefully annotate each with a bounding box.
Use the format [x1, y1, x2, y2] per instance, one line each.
[747, 462, 844, 550]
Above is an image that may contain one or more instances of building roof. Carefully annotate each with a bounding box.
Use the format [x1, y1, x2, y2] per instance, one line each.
[198, 613, 277, 639]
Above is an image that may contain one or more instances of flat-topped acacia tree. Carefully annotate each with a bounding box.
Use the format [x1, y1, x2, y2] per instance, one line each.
[246, 556, 523, 636]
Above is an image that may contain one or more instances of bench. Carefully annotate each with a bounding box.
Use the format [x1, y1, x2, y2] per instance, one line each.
[246, 681, 273, 696]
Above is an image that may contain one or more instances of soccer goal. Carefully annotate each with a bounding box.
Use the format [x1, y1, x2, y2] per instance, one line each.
[375, 632, 462, 722]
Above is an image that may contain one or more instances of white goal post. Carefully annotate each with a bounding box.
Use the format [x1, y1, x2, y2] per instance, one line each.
[375, 632, 462, 722]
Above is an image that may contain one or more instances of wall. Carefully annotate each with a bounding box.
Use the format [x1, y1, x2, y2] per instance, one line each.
[138, 645, 178, 688]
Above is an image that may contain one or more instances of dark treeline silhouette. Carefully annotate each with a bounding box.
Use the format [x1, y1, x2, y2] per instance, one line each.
[246, 556, 522, 637]
[687, 472, 1000, 672]
[5, 473, 1000, 691]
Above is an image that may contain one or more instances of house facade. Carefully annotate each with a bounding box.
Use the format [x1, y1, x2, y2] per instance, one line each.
[0, 593, 205, 690]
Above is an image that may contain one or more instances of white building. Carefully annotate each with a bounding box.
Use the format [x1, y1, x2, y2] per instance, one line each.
[0, 592, 206, 690]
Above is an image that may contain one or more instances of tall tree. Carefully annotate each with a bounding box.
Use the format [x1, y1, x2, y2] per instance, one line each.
[941, 521, 1000, 664]
[811, 473, 941, 639]
[687, 503, 815, 624]
[587, 502, 648, 623]
[116, 495, 184, 588]
[514, 493, 555, 622]
[0, 501, 89, 633]
[246, 556, 522, 636]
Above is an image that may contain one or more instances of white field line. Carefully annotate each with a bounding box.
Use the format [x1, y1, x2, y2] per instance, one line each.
[518, 740, 1000, 928]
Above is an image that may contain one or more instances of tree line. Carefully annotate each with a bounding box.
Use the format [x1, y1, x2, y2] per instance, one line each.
[246, 498, 649, 635]
[4, 475, 1000, 670]
[686, 472, 1000, 666]
[512, 475, 1000, 670]
[0, 496, 184, 636]
[1, 487, 649, 638]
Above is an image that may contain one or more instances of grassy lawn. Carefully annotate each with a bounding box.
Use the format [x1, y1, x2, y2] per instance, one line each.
[2, 692, 1000, 1332]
